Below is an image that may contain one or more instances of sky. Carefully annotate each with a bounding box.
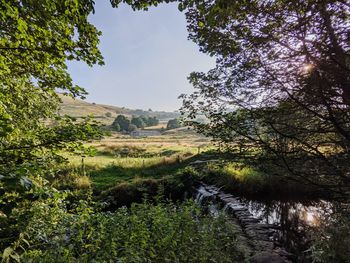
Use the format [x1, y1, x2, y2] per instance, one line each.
[67, 2, 215, 112]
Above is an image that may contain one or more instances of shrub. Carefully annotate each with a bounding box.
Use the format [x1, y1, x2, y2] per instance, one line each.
[50, 167, 93, 190]
[100, 169, 201, 209]
[311, 207, 350, 263]
[203, 163, 272, 197]
[7, 196, 246, 262]
[100, 145, 147, 157]
[128, 123, 137, 132]
[131, 116, 145, 128]
[166, 118, 181, 130]
[112, 115, 130, 131]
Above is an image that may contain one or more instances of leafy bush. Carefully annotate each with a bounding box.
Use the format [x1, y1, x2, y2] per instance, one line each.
[112, 115, 130, 131]
[5, 195, 246, 262]
[131, 116, 145, 128]
[166, 118, 181, 130]
[51, 169, 92, 191]
[101, 145, 147, 158]
[101, 168, 201, 209]
[128, 123, 137, 132]
[311, 207, 350, 263]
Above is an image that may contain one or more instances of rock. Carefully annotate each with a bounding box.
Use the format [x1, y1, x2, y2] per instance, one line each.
[241, 218, 260, 225]
[256, 223, 281, 230]
[195, 183, 294, 262]
[219, 193, 233, 199]
[250, 252, 289, 263]
[253, 240, 275, 251]
[274, 248, 294, 259]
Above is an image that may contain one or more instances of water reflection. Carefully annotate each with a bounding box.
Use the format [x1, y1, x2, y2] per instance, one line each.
[194, 185, 350, 262]
[241, 198, 333, 262]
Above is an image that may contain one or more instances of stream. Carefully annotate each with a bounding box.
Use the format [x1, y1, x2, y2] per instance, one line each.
[195, 184, 334, 263]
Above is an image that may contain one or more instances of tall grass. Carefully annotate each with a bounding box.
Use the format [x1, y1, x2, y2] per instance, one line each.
[64, 150, 196, 190]
[202, 162, 321, 199]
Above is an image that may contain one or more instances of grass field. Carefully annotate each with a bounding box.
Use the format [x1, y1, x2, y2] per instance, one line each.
[66, 130, 212, 190]
[59, 95, 210, 191]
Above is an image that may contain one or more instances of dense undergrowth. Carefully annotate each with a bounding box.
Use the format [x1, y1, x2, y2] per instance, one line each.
[2, 192, 247, 263]
[2, 147, 346, 262]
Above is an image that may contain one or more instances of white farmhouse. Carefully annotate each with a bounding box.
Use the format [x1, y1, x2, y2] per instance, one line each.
[130, 130, 161, 137]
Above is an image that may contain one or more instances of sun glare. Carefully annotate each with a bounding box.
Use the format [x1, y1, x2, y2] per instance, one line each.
[302, 63, 315, 73]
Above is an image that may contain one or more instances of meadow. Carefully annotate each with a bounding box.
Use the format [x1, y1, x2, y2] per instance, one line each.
[64, 129, 212, 190]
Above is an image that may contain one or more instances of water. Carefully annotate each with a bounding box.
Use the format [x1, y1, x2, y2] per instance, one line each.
[194, 184, 336, 262]
[239, 198, 333, 261]
[243, 199, 332, 227]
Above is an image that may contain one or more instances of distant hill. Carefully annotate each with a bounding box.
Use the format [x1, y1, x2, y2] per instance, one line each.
[58, 94, 180, 124]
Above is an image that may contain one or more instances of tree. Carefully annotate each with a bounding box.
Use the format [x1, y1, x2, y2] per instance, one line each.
[0, 0, 103, 247]
[141, 116, 149, 126]
[105, 112, 112, 117]
[111, 0, 350, 191]
[131, 116, 145, 128]
[0, 0, 104, 190]
[128, 124, 137, 132]
[167, 119, 181, 130]
[138, 116, 159, 127]
[177, 0, 350, 191]
[112, 122, 121, 132]
[112, 115, 130, 131]
[148, 116, 160, 126]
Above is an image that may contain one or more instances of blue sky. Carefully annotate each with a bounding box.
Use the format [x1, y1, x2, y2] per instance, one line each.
[67, 2, 215, 112]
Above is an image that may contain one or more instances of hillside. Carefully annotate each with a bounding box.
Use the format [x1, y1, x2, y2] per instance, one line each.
[58, 94, 180, 123]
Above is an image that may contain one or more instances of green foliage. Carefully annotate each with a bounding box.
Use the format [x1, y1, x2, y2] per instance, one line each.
[112, 115, 130, 131]
[167, 118, 181, 130]
[0, 0, 105, 184]
[0, 0, 103, 94]
[100, 167, 200, 208]
[0, 0, 104, 250]
[128, 123, 137, 132]
[200, 162, 319, 199]
[112, 122, 121, 131]
[140, 116, 159, 127]
[177, 0, 350, 191]
[131, 116, 145, 128]
[4, 194, 245, 262]
[146, 116, 159, 126]
[112, 115, 160, 131]
[311, 207, 350, 263]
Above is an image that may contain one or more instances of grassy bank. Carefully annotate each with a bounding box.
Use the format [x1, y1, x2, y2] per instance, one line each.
[199, 161, 326, 200]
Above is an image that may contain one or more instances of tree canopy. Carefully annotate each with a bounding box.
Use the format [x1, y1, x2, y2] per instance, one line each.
[112, 0, 350, 191]
[0, 0, 104, 242]
[167, 118, 181, 130]
[175, 0, 350, 191]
